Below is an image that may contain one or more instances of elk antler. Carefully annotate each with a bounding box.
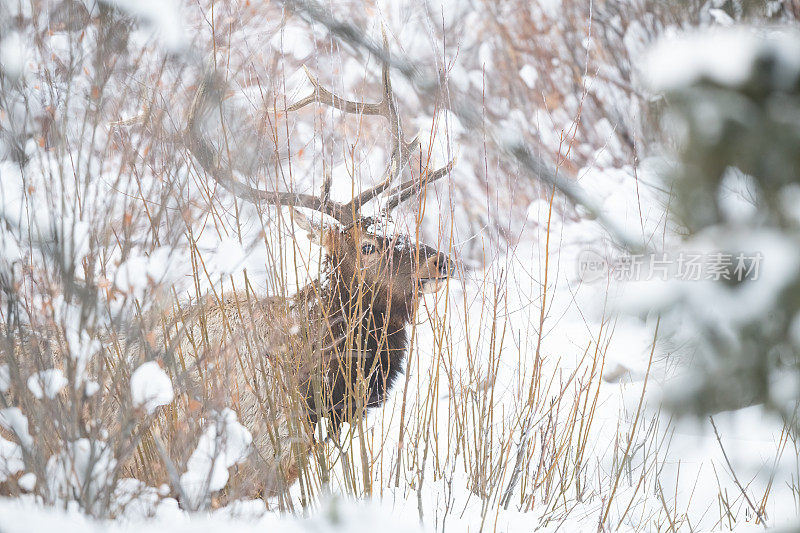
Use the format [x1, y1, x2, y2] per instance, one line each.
[184, 66, 351, 223]
[185, 33, 454, 226]
[382, 158, 456, 213]
[288, 30, 454, 218]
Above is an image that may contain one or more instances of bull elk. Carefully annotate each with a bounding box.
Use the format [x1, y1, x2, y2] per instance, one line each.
[140, 50, 457, 505]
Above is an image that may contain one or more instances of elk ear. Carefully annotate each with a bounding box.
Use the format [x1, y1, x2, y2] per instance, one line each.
[291, 208, 325, 245]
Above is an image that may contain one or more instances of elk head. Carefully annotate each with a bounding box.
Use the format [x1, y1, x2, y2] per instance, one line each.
[185, 39, 456, 308]
[293, 209, 454, 315]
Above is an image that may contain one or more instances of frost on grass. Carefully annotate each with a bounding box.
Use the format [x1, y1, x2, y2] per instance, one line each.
[180, 409, 252, 509]
[130, 362, 174, 414]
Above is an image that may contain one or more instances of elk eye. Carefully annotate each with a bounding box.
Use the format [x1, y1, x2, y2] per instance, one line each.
[361, 243, 377, 255]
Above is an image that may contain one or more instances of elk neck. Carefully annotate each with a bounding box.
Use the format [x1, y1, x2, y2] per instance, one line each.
[321, 255, 414, 360]
[310, 255, 420, 424]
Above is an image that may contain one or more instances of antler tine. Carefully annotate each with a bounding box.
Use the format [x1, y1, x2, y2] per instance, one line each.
[287, 65, 385, 116]
[379, 28, 399, 143]
[345, 136, 420, 212]
[374, 26, 420, 193]
[383, 158, 456, 213]
[184, 66, 349, 223]
[288, 28, 419, 218]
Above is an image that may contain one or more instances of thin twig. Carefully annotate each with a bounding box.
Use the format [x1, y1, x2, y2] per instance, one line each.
[709, 415, 768, 528]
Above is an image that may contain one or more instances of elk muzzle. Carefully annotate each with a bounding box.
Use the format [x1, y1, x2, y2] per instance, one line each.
[417, 248, 456, 294]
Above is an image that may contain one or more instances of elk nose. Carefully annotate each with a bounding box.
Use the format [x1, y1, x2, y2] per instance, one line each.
[432, 253, 455, 277]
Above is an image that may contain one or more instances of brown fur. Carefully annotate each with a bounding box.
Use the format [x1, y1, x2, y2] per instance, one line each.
[135, 218, 453, 503]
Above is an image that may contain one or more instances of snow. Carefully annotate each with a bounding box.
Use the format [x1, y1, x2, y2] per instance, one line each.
[17, 472, 36, 492]
[0, 31, 23, 79]
[0, 496, 425, 532]
[84, 380, 100, 397]
[46, 439, 117, 506]
[709, 8, 735, 26]
[623, 20, 650, 61]
[637, 229, 799, 328]
[645, 28, 800, 91]
[63, 219, 93, 269]
[537, 0, 562, 18]
[112, 478, 164, 518]
[519, 64, 538, 88]
[115, 247, 180, 298]
[363, 214, 399, 239]
[105, 0, 186, 51]
[115, 253, 153, 294]
[0, 408, 33, 448]
[0, 161, 49, 242]
[0, 438, 23, 482]
[208, 237, 248, 276]
[179, 409, 253, 509]
[270, 25, 315, 61]
[65, 330, 100, 388]
[130, 362, 174, 414]
[478, 41, 494, 69]
[26, 369, 68, 400]
[718, 168, 759, 222]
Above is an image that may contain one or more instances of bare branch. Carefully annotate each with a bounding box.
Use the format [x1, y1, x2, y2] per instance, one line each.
[709, 416, 769, 528]
[151, 432, 191, 510]
[278, 0, 418, 80]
